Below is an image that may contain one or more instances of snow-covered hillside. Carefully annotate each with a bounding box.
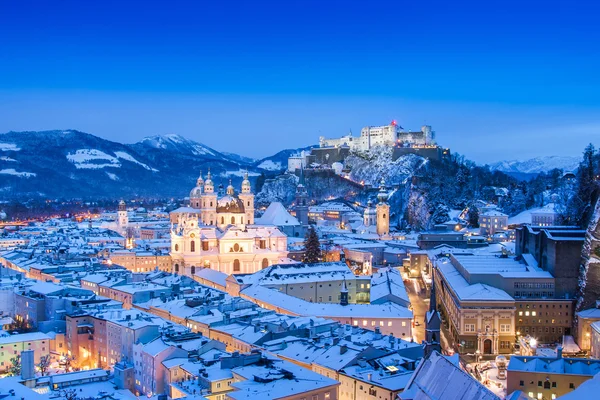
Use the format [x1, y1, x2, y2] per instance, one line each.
[345, 146, 426, 186]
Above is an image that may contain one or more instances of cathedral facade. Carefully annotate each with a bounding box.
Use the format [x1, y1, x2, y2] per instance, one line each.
[170, 171, 288, 276]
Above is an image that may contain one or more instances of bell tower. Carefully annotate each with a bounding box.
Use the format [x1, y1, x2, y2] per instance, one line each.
[201, 170, 218, 226]
[118, 200, 128, 230]
[376, 178, 389, 236]
[238, 171, 255, 225]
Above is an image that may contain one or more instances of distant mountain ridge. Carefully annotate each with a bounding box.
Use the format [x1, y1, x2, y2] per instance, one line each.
[489, 155, 581, 177]
[0, 130, 305, 199]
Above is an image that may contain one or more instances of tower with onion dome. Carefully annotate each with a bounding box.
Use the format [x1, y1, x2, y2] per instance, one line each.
[238, 171, 255, 225]
[376, 177, 390, 236]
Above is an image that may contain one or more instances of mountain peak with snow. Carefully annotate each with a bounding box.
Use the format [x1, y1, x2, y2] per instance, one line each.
[489, 155, 581, 175]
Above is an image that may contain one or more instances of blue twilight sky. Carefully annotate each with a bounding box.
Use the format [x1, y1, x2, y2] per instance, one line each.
[0, 0, 598, 163]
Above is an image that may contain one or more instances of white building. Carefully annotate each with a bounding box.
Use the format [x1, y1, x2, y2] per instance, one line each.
[479, 210, 508, 236]
[531, 203, 559, 226]
[319, 122, 435, 152]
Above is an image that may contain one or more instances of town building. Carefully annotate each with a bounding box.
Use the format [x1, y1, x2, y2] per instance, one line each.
[479, 210, 508, 236]
[507, 353, 600, 399]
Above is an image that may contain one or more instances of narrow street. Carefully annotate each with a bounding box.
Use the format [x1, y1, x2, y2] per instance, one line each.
[404, 277, 428, 344]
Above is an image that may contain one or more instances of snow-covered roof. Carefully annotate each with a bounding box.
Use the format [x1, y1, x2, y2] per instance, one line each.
[508, 355, 600, 375]
[401, 351, 499, 400]
[559, 372, 600, 400]
[437, 259, 514, 302]
[255, 202, 300, 226]
[241, 284, 413, 319]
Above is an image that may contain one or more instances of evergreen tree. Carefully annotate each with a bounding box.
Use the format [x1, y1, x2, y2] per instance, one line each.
[467, 205, 480, 227]
[303, 226, 321, 263]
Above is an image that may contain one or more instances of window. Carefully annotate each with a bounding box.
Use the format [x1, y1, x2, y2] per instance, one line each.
[190, 240, 196, 252]
[402, 321, 406, 327]
[569, 383, 575, 389]
[231, 216, 235, 224]
[174, 244, 179, 251]
[221, 217, 224, 224]
[500, 324, 510, 333]
[464, 324, 475, 333]
[262, 258, 269, 269]
[520, 380, 524, 387]
[233, 259, 240, 272]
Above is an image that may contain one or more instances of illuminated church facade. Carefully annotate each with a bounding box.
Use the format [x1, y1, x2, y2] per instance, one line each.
[170, 171, 288, 276]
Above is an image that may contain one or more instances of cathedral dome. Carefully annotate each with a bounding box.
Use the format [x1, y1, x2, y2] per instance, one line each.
[365, 200, 376, 215]
[216, 195, 245, 213]
[190, 186, 203, 198]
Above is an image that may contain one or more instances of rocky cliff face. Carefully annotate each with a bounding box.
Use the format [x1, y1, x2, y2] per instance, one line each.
[576, 196, 600, 312]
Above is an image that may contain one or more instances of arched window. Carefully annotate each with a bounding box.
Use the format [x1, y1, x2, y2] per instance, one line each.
[383, 214, 386, 219]
[231, 216, 235, 224]
[210, 201, 213, 207]
[190, 240, 196, 252]
[247, 201, 250, 206]
[174, 244, 179, 251]
[233, 259, 240, 272]
[221, 216, 224, 224]
[262, 258, 269, 269]
[191, 265, 196, 275]
[174, 264, 179, 273]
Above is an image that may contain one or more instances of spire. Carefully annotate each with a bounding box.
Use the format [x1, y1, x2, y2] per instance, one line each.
[340, 276, 349, 306]
[241, 170, 251, 193]
[196, 170, 204, 186]
[377, 177, 388, 203]
[429, 280, 437, 313]
[299, 167, 305, 186]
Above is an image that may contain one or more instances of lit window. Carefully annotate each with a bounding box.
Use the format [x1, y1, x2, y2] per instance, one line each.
[362, 320, 367, 326]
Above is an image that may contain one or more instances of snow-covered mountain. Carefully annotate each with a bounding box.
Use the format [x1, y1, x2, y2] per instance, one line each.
[489, 155, 581, 175]
[0, 130, 270, 199]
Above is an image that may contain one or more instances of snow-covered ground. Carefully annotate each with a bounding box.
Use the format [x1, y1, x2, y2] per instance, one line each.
[105, 172, 119, 181]
[66, 149, 120, 169]
[0, 143, 20, 151]
[0, 168, 36, 178]
[221, 169, 261, 177]
[0, 156, 17, 162]
[257, 159, 283, 171]
[114, 151, 158, 171]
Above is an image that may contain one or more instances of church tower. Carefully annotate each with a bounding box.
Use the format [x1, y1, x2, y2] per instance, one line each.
[201, 170, 218, 226]
[117, 200, 128, 230]
[295, 169, 309, 226]
[424, 276, 442, 357]
[376, 178, 390, 236]
[190, 171, 204, 209]
[340, 277, 349, 306]
[238, 171, 255, 225]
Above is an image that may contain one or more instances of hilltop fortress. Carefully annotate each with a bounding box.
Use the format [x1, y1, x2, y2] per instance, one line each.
[289, 121, 449, 171]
